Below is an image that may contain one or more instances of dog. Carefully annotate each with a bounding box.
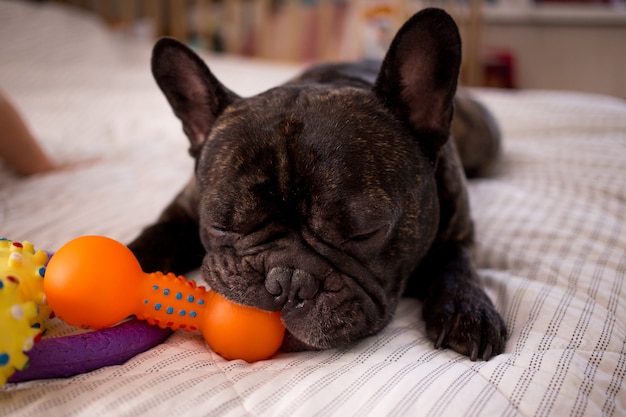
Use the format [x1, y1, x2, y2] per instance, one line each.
[129, 8, 506, 361]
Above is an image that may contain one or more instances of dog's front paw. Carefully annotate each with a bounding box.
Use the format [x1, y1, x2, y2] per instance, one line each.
[423, 283, 507, 361]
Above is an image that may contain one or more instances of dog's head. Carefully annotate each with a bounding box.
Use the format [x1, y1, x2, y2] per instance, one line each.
[151, 9, 461, 350]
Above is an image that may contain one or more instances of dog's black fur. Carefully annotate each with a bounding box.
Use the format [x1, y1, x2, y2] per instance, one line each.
[129, 8, 506, 360]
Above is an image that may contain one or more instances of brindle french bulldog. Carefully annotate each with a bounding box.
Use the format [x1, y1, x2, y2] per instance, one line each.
[129, 8, 506, 361]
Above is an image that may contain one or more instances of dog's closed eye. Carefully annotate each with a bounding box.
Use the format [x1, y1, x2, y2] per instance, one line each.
[209, 225, 230, 234]
[206, 225, 241, 246]
[348, 227, 385, 243]
[343, 224, 391, 251]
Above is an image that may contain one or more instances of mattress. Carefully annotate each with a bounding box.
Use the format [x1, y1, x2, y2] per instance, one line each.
[1, 2, 624, 416]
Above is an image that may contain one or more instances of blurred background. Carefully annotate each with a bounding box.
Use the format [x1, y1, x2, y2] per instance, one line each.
[40, 0, 626, 97]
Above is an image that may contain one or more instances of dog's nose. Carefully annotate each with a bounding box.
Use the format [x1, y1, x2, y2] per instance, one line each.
[265, 267, 319, 305]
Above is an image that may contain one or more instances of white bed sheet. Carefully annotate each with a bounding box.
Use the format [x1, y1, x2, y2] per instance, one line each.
[0, 2, 624, 416]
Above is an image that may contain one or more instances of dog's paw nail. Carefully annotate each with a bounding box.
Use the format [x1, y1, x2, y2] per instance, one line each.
[435, 329, 446, 349]
[482, 344, 493, 361]
[470, 342, 479, 361]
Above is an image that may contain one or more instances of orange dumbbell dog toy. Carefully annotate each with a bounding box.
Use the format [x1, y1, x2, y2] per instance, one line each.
[44, 236, 285, 362]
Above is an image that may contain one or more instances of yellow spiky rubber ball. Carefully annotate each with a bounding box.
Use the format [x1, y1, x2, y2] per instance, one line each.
[0, 238, 50, 385]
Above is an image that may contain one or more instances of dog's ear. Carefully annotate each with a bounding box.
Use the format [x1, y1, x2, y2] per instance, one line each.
[374, 8, 461, 160]
[152, 37, 239, 157]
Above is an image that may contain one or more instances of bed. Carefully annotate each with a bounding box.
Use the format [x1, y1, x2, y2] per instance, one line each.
[1, 1, 625, 416]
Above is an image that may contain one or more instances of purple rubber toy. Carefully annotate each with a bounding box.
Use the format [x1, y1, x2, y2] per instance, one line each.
[9, 319, 171, 382]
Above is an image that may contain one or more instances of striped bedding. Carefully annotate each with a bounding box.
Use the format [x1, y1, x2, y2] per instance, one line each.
[1, 2, 624, 416]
